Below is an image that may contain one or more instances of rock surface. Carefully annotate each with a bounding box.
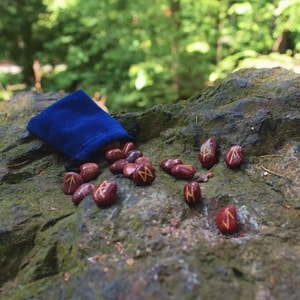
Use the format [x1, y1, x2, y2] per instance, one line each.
[0, 67, 299, 300]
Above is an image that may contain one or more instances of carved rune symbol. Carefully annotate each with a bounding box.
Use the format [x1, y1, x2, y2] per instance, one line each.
[222, 208, 235, 229]
[201, 144, 212, 161]
[66, 175, 76, 184]
[138, 166, 153, 182]
[66, 175, 76, 193]
[96, 181, 108, 197]
[186, 186, 195, 200]
[229, 148, 240, 165]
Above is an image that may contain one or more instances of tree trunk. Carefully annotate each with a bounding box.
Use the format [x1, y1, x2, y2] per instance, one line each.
[170, 0, 181, 96]
[272, 30, 290, 54]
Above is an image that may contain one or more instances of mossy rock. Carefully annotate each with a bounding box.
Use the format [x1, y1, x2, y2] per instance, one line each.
[0, 68, 299, 300]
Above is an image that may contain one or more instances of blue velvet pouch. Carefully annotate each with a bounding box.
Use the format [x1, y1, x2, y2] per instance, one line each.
[27, 89, 133, 163]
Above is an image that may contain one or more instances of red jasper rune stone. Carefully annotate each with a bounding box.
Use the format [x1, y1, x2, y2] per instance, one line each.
[224, 145, 245, 168]
[126, 150, 143, 163]
[72, 183, 95, 205]
[103, 141, 121, 152]
[198, 137, 218, 170]
[122, 142, 135, 156]
[215, 206, 238, 234]
[93, 180, 117, 206]
[135, 156, 152, 166]
[109, 159, 128, 174]
[171, 164, 195, 179]
[62, 172, 83, 195]
[132, 164, 155, 186]
[123, 163, 138, 178]
[160, 158, 183, 174]
[105, 148, 125, 163]
[79, 162, 100, 182]
[183, 181, 201, 206]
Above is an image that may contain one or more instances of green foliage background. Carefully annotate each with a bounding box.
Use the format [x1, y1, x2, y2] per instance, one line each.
[1, 0, 300, 111]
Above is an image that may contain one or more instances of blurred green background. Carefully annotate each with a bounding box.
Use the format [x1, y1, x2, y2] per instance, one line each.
[1, 0, 300, 111]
